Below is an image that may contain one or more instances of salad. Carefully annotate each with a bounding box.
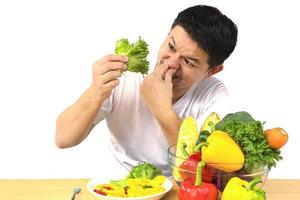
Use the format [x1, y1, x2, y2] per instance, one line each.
[93, 162, 167, 198]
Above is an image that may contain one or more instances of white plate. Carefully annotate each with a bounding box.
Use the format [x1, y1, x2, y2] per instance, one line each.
[87, 177, 173, 200]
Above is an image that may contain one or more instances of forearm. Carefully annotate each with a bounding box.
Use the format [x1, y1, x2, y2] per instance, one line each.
[154, 109, 181, 145]
[140, 63, 181, 145]
[55, 86, 104, 148]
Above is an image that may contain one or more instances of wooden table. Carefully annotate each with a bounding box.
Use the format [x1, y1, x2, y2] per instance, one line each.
[0, 179, 299, 200]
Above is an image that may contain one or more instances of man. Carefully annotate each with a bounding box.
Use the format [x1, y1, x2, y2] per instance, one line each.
[55, 5, 237, 175]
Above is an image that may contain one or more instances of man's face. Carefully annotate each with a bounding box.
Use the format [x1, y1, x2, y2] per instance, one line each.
[157, 25, 215, 91]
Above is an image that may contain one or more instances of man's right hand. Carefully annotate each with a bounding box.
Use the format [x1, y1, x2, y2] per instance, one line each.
[55, 54, 127, 148]
[90, 54, 128, 102]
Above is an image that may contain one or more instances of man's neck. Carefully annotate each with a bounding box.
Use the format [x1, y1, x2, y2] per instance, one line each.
[172, 87, 188, 104]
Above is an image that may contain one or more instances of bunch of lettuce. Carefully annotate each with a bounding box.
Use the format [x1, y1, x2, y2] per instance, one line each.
[127, 162, 162, 179]
[115, 37, 149, 75]
[215, 111, 282, 173]
[110, 162, 162, 187]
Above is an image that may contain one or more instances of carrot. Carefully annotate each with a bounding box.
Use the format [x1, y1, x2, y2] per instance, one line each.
[264, 127, 288, 149]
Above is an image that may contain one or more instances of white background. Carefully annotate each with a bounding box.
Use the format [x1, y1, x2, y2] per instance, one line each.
[0, 0, 299, 179]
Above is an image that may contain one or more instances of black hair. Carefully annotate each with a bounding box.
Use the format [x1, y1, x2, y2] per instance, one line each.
[172, 5, 238, 68]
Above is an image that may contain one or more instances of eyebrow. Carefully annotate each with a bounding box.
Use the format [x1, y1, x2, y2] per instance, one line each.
[171, 36, 176, 46]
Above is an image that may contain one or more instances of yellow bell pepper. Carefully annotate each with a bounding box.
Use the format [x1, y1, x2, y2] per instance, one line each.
[200, 130, 245, 172]
[222, 177, 266, 200]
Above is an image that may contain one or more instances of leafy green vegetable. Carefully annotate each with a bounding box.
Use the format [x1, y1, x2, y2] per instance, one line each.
[215, 111, 282, 173]
[110, 162, 162, 187]
[215, 111, 254, 130]
[127, 162, 162, 179]
[115, 37, 149, 75]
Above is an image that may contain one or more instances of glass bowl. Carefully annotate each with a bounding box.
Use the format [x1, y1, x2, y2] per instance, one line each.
[167, 144, 269, 191]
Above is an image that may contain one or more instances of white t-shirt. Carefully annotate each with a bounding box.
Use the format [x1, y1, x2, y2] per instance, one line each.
[93, 71, 228, 175]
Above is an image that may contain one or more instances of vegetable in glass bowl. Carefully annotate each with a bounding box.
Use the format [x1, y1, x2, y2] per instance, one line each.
[168, 144, 269, 192]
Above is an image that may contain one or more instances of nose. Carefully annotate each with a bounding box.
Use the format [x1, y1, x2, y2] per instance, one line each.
[165, 54, 180, 70]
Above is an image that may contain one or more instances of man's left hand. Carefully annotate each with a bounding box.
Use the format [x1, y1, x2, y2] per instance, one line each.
[140, 63, 177, 118]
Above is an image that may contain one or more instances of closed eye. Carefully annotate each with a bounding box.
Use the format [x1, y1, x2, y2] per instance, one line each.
[168, 42, 176, 52]
[184, 58, 195, 67]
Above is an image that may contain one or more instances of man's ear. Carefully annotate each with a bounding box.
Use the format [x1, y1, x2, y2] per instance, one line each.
[207, 64, 224, 77]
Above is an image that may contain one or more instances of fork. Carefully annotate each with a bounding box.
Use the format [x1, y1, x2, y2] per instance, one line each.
[71, 187, 81, 200]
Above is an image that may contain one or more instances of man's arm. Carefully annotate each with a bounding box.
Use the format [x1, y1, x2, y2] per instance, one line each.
[55, 55, 127, 148]
[140, 64, 180, 145]
[153, 109, 181, 145]
[55, 86, 104, 148]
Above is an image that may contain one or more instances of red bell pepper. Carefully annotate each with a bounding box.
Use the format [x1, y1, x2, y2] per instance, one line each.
[179, 144, 212, 183]
[94, 189, 107, 195]
[179, 161, 218, 200]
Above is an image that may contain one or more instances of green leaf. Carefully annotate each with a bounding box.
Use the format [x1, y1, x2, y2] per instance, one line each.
[115, 37, 149, 75]
[215, 111, 282, 173]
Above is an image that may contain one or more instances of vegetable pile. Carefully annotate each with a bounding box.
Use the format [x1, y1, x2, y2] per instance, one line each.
[173, 111, 288, 200]
[215, 111, 282, 173]
[115, 37, 149, 75]
[93, 162, 166, 198]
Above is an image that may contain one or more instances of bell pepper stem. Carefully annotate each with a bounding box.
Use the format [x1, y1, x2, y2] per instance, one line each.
[194, 130, 210, 152]
[246, 177, 262, 190]
[195, 161, 206, 186]
[180, 143, 189, 158]
[194, 142, 209, 152]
